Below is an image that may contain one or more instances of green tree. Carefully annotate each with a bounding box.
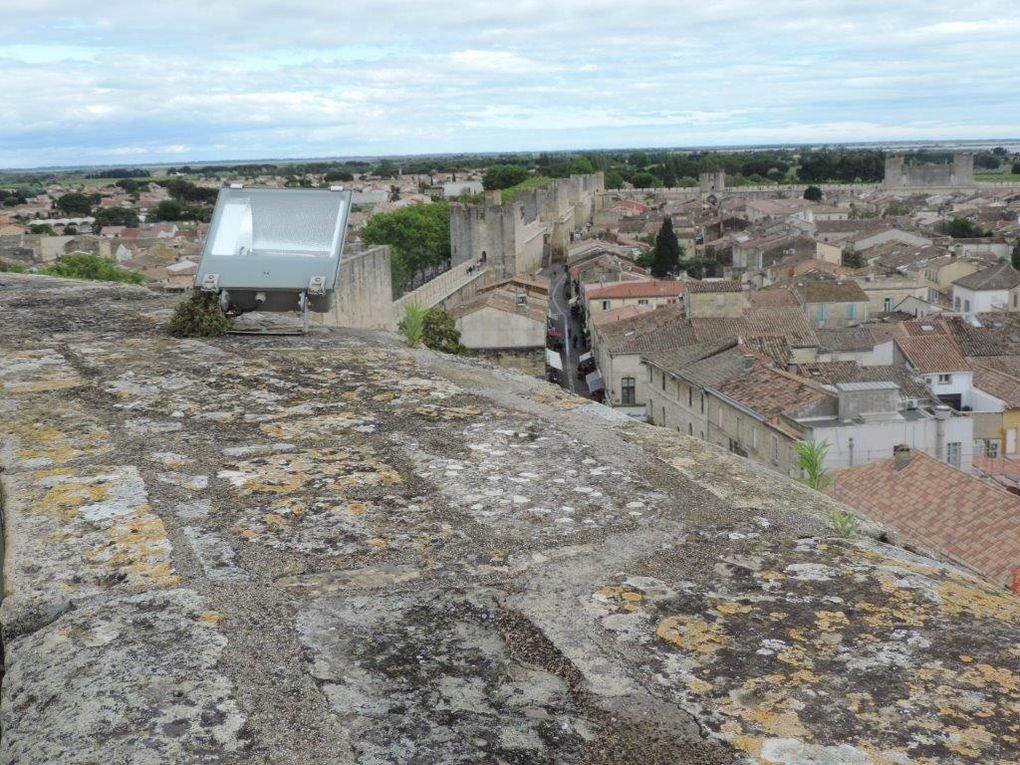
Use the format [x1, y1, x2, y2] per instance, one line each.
[94, 207, 140, 229]
[55, 192, 92, 215]
[842, 248, 864, 269]
[568, 156, 595, 174]
[803, 185, 823, 202]
[324, 170, 354, 183]
[153, 200, 184, 221]
[945, 218, 992, 238]
[421, 307, 465, 354]
[679, 254, 711, 279]
[1012, 241, 1020, 271]
[361, 203, 451, 294]
[604, 168, 625, 189]
[651, 218, 680, 277]
[630, 171, 662, 189]
[482, 164, 530, 190]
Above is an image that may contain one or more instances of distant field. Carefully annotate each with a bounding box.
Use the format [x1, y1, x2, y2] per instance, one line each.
[975, 173, 1020, 182]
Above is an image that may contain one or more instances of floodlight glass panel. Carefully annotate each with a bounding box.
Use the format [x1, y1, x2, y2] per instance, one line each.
[207, 188, 346, 258]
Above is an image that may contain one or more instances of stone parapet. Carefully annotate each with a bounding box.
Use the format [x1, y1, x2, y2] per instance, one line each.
[1, 273, 1019, 764]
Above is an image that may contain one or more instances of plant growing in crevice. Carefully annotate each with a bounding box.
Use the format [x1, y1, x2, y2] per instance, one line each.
[794, 439, 830, 490]
[167, 292, 233, 337]
[398, 302, 426, 347]
[829, 509, 860, 539]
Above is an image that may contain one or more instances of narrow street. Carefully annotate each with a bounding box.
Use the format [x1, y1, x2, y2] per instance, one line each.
[546, 265, 591, 397]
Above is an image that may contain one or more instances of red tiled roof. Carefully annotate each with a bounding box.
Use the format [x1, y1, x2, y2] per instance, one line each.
[746, 287, 799, 308]
[828, 450, 1020, 585]
[714, 361, 830, 418]
[895, 335, 970, 374]
[585, 280, 684, 300]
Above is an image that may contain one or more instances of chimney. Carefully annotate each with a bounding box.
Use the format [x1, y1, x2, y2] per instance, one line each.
[893, 444, 913, 470]
[933, 404, 951, 461]
[741, 354, 756, 371]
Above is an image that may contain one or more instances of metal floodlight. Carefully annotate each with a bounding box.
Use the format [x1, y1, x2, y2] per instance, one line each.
[194, 186, 352, 326]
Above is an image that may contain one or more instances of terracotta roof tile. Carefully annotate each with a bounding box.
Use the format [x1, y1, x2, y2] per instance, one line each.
[585, 279, 684, 300]
[714, 361, 831, 418]
[895, 335, 970, 374]
[828, 450, 1020, 585]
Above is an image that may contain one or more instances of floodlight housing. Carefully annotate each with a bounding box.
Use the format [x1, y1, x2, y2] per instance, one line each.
[194, 186, 352, 314]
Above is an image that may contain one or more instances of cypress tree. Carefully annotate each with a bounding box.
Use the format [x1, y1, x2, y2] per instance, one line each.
[651, 217, 680, 277]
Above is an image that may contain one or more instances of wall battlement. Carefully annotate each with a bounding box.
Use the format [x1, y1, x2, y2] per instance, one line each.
[2, 274, 1019, 764]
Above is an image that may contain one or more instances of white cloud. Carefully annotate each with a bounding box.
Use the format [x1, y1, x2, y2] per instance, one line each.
[1, 1, 1019, 166]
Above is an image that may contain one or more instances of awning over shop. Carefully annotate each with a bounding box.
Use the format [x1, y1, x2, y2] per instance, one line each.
[578, 351, 593, 364]
[585, 370, 604, 392]
[545, 349, 563, 371]
[546, 328, 564, 339]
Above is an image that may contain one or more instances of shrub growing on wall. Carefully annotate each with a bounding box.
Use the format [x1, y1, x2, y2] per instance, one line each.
[167, 292, 233, 337]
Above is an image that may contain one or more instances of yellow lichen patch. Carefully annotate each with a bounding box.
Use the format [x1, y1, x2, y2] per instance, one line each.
[776, 644, 811, 668]
[37, 481, 109, 520]
[656, 615, 729, 655]
[789, 669, 822, 685]
[236, 528, 257, 540]
[938, 581, 1020, 624]
[263, 513, 286, 527]
[688, 678, 713, 693]
[960, 655, 974, 663]
[199, 611, 224, 623]
[758, 570, 786, 582]
[347, 502, 366, 515]
[814, 610, 849, 632]
[729, 735, 763, 758]
[365, 537, 388, 548]
[373, 392, 397, 402]
[739, 705, 810, 739]
[621, 591, 643, 603]
[716, 601, 753, 615]
[960, 664, 1017, 693]
[945, 725, 996, 758]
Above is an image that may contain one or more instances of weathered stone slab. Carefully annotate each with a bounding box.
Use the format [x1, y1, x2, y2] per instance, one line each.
[1, 588, 245, 765]
[1, 465, 178, 640]
[295, 589, 594, 764]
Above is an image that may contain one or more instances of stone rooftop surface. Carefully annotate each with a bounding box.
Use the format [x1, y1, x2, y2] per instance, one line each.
[2, 273, 1020, 765]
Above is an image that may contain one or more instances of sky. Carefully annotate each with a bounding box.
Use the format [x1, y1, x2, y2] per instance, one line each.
[2, 1, 1020, 168]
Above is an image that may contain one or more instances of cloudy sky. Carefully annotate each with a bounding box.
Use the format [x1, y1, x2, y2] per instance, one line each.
[2, 1, 1019, 168]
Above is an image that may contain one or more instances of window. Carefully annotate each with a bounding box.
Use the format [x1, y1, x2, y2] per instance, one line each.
[688, 423, 693, 436]
[638, 298, 649, 305]
[883, 297, 892, 312]
[751, 427, 757, 450]
[770, 435, 779, 463]
[700, 393, 705, 413]
[621, 377, 636, 405]
[662, 372, 666, 391]
[661, 407, 666, 427]
[937, 374, 951, 384]
[964, 299, 971, 314]
[816, 304, 826, 322]
[848, 303, 857, 320]
[688, 386, 693, 407]
[601, 300, 610, 311]
[954, 296, 961, 311]
[946, 442, 962, 468]
[1014, 293, 1019, 308]
[648, 367, 652, 383]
